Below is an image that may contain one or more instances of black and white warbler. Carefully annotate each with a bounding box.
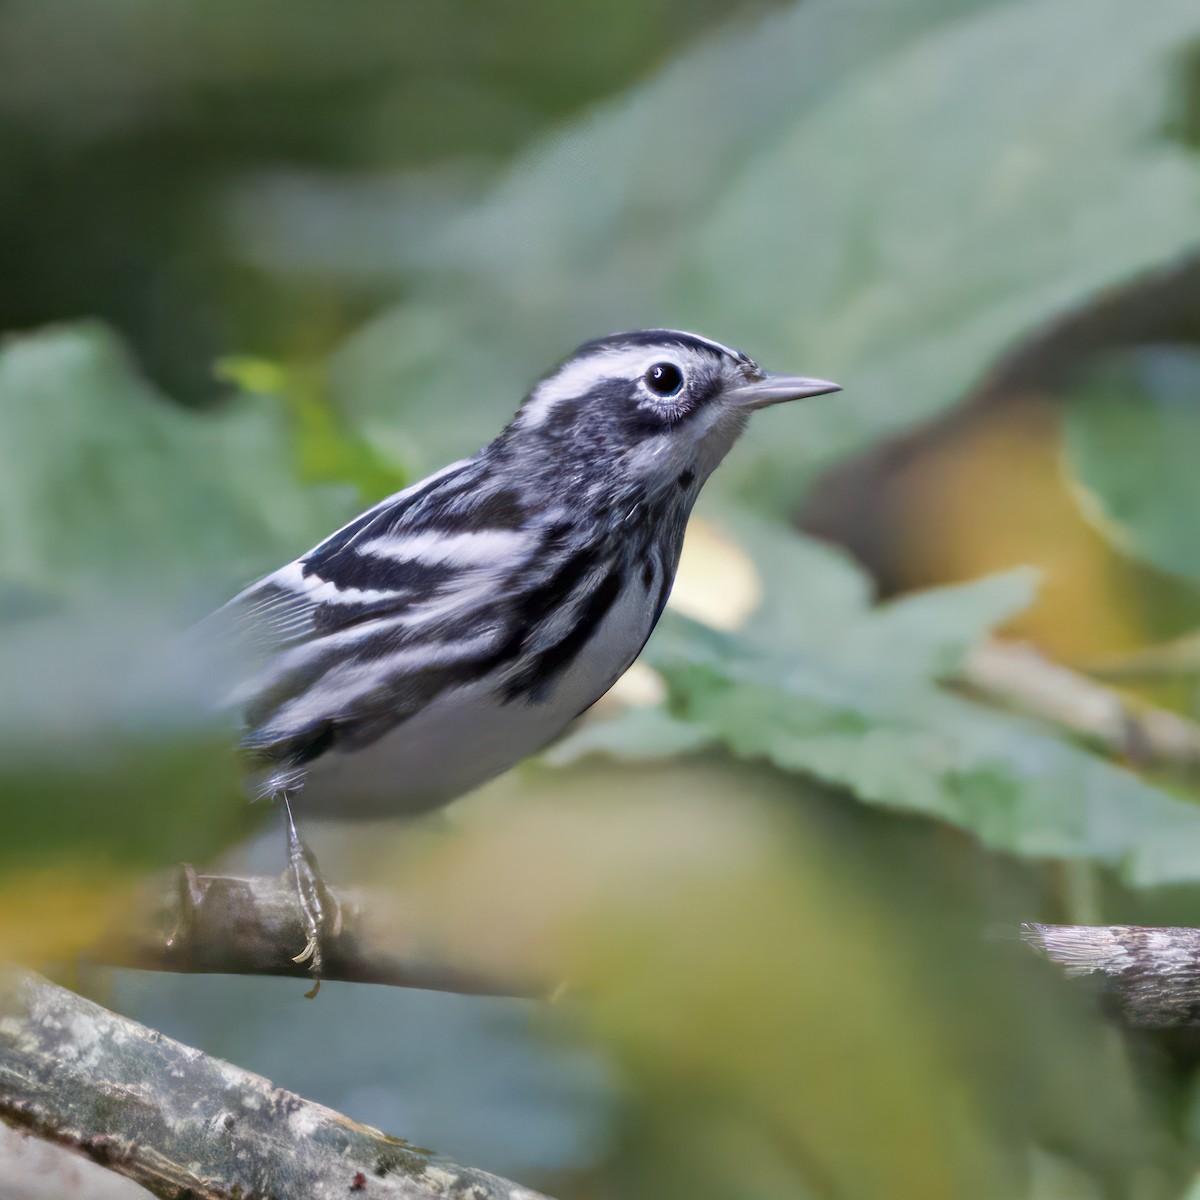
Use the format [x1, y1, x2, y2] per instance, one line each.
[217, 329, 839, 976]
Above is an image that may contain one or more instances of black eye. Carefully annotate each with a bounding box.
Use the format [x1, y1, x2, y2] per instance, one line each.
[644, 362, 683, 397]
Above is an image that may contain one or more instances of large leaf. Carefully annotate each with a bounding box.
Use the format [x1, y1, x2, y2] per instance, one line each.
[1062, 345, 1200, 586]
[331, 0, 1200, 513]
[0, 323, 355, 606]
[670, 511, 1037, 683]
[679, 0, 1200, 497]
[556, 525, 1200, 886]
[328, 0, 1011, 472]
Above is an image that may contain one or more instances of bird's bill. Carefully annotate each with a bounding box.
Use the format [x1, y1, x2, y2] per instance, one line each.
[731, 374, 842, 410]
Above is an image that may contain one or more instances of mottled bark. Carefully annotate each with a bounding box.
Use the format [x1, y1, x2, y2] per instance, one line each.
[1023, 923, 1200, 1027]
[0, 967, 552, 1200]
[91, 866, 538, 997]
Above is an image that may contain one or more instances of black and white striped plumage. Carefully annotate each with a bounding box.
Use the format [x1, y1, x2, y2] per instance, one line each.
[220, 330, 839, 817]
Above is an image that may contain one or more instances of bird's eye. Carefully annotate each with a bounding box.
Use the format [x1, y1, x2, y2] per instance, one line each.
[644, 362, 684, 398]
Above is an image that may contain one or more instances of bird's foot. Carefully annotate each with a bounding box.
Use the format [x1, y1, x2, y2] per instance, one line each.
[281, 801, 343, 999]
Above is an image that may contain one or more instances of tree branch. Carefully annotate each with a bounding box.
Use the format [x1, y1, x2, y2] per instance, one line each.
[1022, 923, 1200, 1027]
[962, 640, 1200, 774]
[91, 866, 540, 997]
[89, 827, 1200, 1035]
[0, 967, 553, 1200]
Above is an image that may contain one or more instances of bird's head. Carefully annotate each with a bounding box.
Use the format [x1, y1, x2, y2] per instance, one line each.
[510, 329, 840, 498]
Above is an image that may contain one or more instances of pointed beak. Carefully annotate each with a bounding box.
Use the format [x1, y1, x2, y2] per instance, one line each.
[730, 373, 842, 411]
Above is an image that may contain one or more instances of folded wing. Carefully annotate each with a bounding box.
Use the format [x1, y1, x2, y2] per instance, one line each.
[211, 457, 549, 780]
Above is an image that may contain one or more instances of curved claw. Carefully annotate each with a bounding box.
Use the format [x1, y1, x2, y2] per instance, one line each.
[292, 938, 317, 966]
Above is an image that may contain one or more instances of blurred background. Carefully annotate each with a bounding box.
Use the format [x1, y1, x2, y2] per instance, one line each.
[4, 0, 1200, 1196]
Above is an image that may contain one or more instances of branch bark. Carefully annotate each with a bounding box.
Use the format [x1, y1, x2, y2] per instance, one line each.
[1022, 923, 1200, 1027]
[0, 967, 553, 1200]
[962, 640, 1200, 774]
[88, 843, 1200, 1034]
[91, 866, 540, 997]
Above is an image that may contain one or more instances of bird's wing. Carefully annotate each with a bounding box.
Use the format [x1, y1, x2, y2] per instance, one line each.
[219, 457, 487, 644]
[210, 456, 556, 775]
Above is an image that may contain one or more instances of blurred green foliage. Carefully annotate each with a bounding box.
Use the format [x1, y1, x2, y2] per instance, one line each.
[4, 0, 1200, 1197]
[0, 0, 751, 399]
[323, 0, 1200, 508]
[0, 326, 355, 602]
[1065, 347, 1200, 587]
[556, 531, 1200, 886]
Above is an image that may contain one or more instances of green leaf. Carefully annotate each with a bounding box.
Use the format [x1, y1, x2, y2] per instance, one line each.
[556, 525, 1200, 886]
[0, 323, 356, 604]
[679, 0, 1200, 500]
[332, 0, 1200, 512]
[1062, 345, 1200, 585]
[217, 355, 409, 502]
[327, 0, 1026, 474]
[722, 514, 875, 650]
[725, 517, 1038, 684]
[822, 568, 1039, 684]
[642, 614, 1200, 885]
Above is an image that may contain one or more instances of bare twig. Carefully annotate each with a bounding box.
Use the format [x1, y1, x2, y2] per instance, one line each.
[0, 967, 553, 1200]
[1086, 630, 1200, 683]
[90, 866, 540, 997]
[962, 640, 1200, 773]
[1022, 923, 1200, 1027]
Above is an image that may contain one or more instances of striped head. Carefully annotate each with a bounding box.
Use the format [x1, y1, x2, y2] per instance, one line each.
[509, 329, 839, 498]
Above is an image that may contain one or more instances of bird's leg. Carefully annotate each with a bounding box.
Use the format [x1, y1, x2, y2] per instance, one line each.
[278, 790, 343, 998]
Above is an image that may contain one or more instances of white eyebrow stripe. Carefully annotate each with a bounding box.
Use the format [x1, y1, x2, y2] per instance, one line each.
[356, 529, 531, 566]
[519, 343, 730, 429]
[520, 347, 659, 428]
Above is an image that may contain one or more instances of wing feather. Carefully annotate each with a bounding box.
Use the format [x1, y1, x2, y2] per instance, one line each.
[218, 457, 484, 646]
[209, 455, 563, 771]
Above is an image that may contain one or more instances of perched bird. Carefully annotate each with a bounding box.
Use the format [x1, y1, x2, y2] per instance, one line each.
[217, 329, 839, 976]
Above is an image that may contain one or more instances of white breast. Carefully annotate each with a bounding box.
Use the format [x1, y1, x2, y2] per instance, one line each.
[296, 566, 659, 818]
